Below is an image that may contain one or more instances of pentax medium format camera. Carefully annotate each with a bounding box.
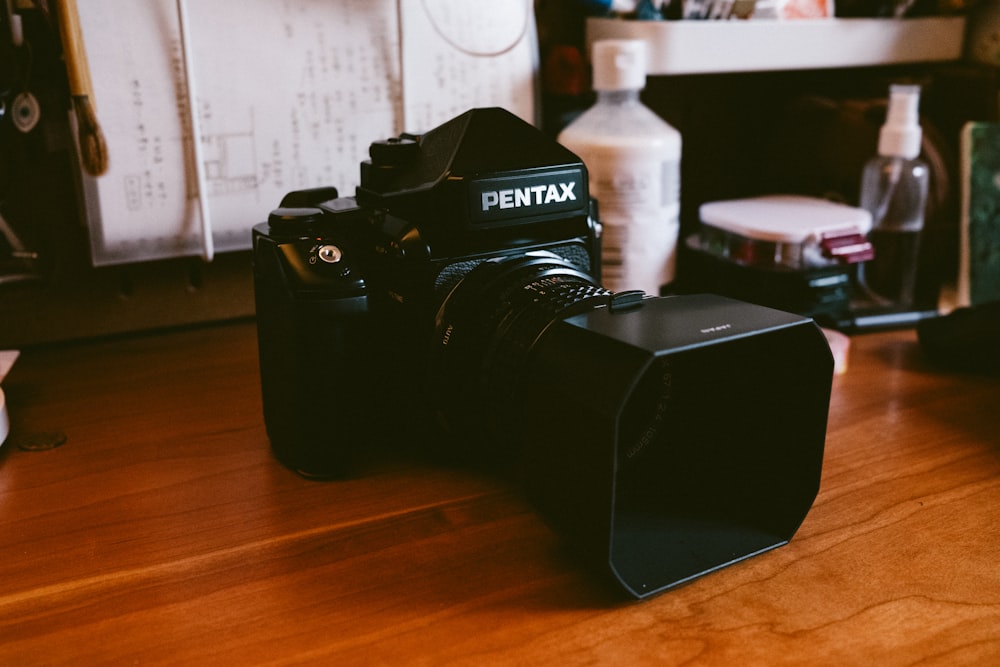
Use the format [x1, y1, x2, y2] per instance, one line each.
[252, 108, 835, 600]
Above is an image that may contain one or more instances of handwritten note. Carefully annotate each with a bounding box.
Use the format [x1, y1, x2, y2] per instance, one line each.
[400, 0, 536, 131]
[76, 0, 536, 265]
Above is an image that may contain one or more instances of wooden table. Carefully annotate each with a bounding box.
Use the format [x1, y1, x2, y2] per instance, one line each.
[1, 320, 998, 665]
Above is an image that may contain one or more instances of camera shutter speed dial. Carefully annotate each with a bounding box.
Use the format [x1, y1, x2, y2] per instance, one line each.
[267, 206, 325, 232]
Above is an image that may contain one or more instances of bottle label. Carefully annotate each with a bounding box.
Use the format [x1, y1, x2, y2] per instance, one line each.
[591, 155, 680, 214]
[583, 149, 681, 294]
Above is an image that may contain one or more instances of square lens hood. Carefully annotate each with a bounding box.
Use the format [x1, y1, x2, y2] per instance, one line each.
[518, 294, 833, 599]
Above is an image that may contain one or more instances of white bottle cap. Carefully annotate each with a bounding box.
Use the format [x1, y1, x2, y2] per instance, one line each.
[592, 39, 647, 92]
[878, 84, 922, 159]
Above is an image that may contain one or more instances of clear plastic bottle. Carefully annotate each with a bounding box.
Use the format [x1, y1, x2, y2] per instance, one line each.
[857, 84, 930, 310]
[557, 39, 681, 295]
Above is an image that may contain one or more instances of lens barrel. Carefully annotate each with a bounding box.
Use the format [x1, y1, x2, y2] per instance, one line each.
[430, 253, 611, 452]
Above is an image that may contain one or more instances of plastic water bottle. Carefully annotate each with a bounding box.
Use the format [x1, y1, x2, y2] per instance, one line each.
[557, 39, 681, 295]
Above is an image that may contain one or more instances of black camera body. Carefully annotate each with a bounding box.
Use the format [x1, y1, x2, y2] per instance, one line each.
[253, 108, 835, 599]
[253, 108, 604, 475]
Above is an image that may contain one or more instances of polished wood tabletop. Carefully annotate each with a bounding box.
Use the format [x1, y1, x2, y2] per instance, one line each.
[1, 319, 998, 665]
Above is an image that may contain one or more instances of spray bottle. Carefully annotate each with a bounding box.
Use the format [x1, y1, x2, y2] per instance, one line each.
[557, 39, 681, 295]
[857, 84, 930, 310]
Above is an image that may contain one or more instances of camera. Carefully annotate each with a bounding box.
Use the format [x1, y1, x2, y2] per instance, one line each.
[253, 108, 835, 599]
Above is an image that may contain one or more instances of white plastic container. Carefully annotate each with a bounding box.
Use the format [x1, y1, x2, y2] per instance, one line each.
[557, 39, 681, 295]
[697, 195, 873, 270]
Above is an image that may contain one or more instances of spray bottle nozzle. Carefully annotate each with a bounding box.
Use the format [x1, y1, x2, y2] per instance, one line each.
[878, 84, 922, 159]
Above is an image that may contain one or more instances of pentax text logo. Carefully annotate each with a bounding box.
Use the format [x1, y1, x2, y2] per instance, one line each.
[481, 182, 577, 211]
[470, 170, 585, 223]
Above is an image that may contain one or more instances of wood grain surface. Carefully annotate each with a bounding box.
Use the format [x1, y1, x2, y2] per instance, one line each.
[1, 321, 998, 665]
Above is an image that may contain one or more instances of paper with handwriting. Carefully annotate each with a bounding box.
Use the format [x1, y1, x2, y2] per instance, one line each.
[76, 0, 536, 265]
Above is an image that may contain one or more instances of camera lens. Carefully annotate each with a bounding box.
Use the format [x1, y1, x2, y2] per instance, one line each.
[430, 252, 611, 454]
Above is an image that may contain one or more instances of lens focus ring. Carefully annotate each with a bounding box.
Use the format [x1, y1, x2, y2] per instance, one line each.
[486, 276, 610, 414]
[430, 253, 610, 451]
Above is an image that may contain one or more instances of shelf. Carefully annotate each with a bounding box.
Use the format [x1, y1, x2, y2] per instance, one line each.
[586, 17, 967, 75]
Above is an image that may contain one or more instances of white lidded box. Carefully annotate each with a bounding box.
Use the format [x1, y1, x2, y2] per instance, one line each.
[696, 195, 873, 271]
